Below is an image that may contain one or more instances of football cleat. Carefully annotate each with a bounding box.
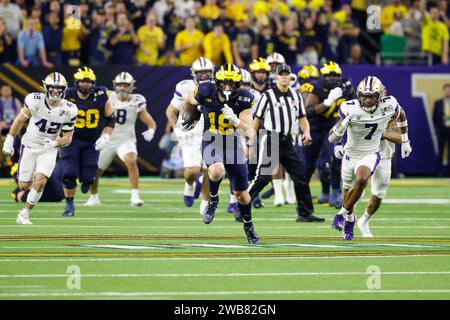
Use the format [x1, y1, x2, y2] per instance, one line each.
[62, 202, 75, 217]
[332, 213, 345, 231]
[184, 195, 195, 207]
[357, 218, 373, 237]
[16, 212, 32, 225]
[343, 219, 356, 240]
[261, 188, 274, 199]
[131, 198, 144, 207]
[244, 226, 260, 245]
[316, 193, 330, 204]
[199, 199, 209, 216]
[252, 196, 264, 209]
[80, 182, 91, 194]
[84, 195, 100, 206]
[227, 203, 239, 214]
[296, 214, 325, 222]
[202, 199, 218, 224]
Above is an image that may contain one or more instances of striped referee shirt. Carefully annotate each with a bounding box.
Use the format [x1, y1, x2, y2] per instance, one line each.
[253, 86, 306, 135]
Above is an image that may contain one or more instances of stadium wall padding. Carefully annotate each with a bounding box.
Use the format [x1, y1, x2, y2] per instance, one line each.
[1, 64, 449, 175]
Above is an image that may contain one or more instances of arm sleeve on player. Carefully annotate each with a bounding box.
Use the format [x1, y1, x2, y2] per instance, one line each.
[170, 83, 185, 110]
[135, 94, 147, 112]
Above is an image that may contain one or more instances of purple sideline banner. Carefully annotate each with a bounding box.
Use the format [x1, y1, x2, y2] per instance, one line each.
[1, 64, 449, 175]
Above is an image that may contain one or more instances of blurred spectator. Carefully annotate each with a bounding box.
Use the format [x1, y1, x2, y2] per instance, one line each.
[0, 0, 22, 38]
[61, 4, 87, 66]
[158, 45, 182, 66]
[0, 84, 21, 165]
[204, 22, 233, 65]
[25, 5, 43, 31]
[109, 13, 139, 64]
[153, 0, 171, 26]
[276, 19, 301, 66]
[174, 16, 204, 66]
[223, 0, 245, 22]
[79, 0, 92, 65]
[438, 0, 450, 26]
[17, 16, 53, 68]
[199, 0, 220, 33]
[89, 8, 111, 65]
[381, 0, 408, 33]
[231, 15, 258, 68]
[316, 11, 338, 61]
[42, 12, 62, 65]
[389, 12, 405, 36]
[257, 22, 278, 59]
[214, 2, 235, 35]
[335, 4, 360, 63]
[402, 0, 422, 54]
[433, 83, 450, 176]
[136, 12, 166, 66]
[299, 17, 319, 65]
[0, 18, 13, 63]
[421, 2, 449, 65]
[346, 43, 366, 64]
[174, 0, 196, 20]
[105, 1, 117, 30]
[162, 0, 183, 48]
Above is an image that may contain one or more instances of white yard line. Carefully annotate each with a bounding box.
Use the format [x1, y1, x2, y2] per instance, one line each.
[0, 217, 450, 221]
[1, 225, 449, 229]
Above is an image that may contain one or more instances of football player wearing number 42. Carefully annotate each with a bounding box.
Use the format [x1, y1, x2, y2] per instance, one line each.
[2, 73, 78, 225]
[329, 76, 412, 241]
[61, 67, 116, 217]
[85, 72, 156, 207]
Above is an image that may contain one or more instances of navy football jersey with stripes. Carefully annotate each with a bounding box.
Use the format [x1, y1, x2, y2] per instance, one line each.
[65, 86, 109, 142]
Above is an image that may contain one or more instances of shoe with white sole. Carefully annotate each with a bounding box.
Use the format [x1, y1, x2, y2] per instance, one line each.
[199, 199, 208, 216]
[131, 198, 144, 206]
[84, 195, 101, 206]
[16, 213, 32, 225]
[357, 218, 373, 237]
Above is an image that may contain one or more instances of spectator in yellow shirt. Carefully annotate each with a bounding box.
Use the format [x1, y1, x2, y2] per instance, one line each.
[203, 22, 233, 65]
[136, 12, 166, 65]
[421, 3, 449, 65]
[174, 16, 204, 66]
[381, 0, 408, 33]
[199, 0, 220, 32]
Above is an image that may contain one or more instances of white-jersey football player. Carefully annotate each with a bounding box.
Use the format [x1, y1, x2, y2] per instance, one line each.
[85, 72, 156, 206]
[166, 57, 213, 214]
[2, 72, 78, 224]
[328, 76, 412, 240]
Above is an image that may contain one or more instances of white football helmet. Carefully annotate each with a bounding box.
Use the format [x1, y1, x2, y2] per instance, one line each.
[42, 72, 67, 102]
[113, 72, 136, 98]
[356, 76, 386, 113]
[191, 57, 214, 85]
[240, 69, 251, 85]
[266, 52, 286, 73]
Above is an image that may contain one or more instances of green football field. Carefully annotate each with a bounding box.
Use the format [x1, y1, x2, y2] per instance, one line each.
[0, 177, 450, 300]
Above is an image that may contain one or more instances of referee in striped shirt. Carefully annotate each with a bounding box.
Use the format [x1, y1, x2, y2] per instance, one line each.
[249, 64, 324, 222]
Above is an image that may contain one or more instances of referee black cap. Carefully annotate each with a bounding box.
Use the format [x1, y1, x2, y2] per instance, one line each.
[276, 64, 291, 75]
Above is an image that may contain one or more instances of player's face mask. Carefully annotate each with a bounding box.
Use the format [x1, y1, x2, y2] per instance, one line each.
[269, 63, 280, 75]
[47, 86, 65, 102]
[323, 74, 341, 89]
[253, 70, 268, 84]
[195, 70, 212, 83]
[218, 80, 239, 101]
[115, 83, 131, 98]
[77, 79, 95, 95]
[359, 94, 379, 113]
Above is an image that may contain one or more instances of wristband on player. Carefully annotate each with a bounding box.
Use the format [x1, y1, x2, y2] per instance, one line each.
[401, 133, 409, 143]
[397, 120, 408, 128]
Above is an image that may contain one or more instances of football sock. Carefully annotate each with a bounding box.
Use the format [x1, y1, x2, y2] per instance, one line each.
[208, 178, 222, 198]
[19, 207, 30, 217]
[65, 197, 74, 204]
[272, 179, 284, 201]
[131, 189, 140, 199]
[361, 210, 371, 222]
[184, 182, 194, 196]
[26, 188, 42, 206]
[345, 213, 355, 222]
[337, 207, 349, 216]
[239, 202, 253, 228]
[229, 193, 237, 204]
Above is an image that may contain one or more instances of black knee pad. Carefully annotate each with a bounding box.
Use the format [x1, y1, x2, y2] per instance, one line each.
[63, 176, 77, 189]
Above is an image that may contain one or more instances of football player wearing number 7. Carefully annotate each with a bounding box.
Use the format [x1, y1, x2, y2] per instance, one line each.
[184, 64, 260, 244]
[2, 73, 78, 224]
[85, 72, 156, 206]
[329, 76, 412, 240]
[61, 67, 115, 217]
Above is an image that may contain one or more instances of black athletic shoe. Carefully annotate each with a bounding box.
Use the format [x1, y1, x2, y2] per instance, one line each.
[202, 199, 218, 224]
[296, 214, 325, 222]
[81, 182, 91, 194]
[244, 226, 260, 245]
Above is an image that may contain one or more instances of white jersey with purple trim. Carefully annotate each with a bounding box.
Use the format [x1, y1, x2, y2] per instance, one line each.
[379, 139, 395, 159]
[339, 96, 400, 158]
[108, 91, 146, 143]
[21, 93, 78, 149]
[170, 79, 204, 135]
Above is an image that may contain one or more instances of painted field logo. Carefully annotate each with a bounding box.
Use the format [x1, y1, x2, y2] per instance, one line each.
[366, 265, 381, 290]
[66, 265, 81, 290]
[366, 5, 382, 32]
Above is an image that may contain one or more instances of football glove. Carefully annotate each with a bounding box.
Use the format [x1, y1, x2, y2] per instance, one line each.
[142, 128, 155, 142]
[94, 133, 110, 151]
[324, 87, 343, 107]
[334, 145, 344, 159]
[401, 140, 412, 159]
[221, 104, 240, 127]
[2, 134, 14, 156]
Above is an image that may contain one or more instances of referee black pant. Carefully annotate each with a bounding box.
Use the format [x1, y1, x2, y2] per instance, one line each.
[249, 131, 314, 216]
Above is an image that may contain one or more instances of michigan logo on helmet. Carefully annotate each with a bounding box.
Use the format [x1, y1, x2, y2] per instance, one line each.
[191, 57, 214, 85]
[298, 65, 319, 83]
[42, 72, 68, 102]
[215, 64, 242, 101]
[319, 61, 342, 89]
[113, 72, 136, 98]
[356, 76, 385, 113]
[74, 66, 97, 95]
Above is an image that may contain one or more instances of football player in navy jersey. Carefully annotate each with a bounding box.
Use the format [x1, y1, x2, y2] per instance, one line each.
[183, 64, 259, 244]
[303, 61, 355, 209]
[61, 67, 116, 216]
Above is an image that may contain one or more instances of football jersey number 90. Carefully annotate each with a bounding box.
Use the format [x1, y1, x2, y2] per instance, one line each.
[75, 109, 100, 129]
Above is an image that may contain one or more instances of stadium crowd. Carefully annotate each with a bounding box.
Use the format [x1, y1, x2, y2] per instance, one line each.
[0, 0, 448, 68]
